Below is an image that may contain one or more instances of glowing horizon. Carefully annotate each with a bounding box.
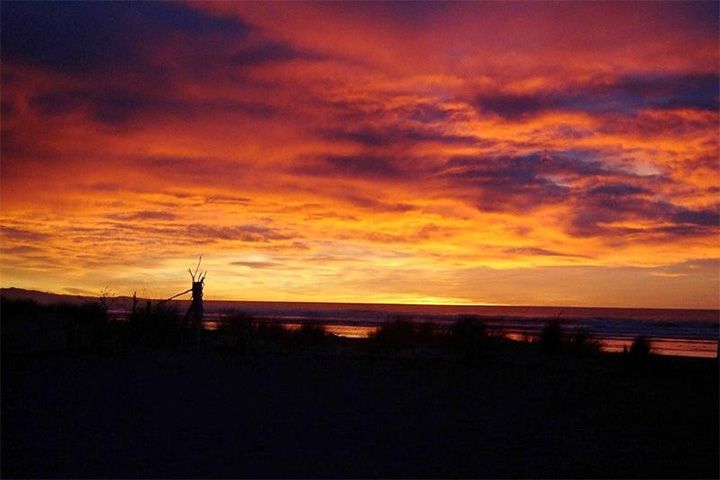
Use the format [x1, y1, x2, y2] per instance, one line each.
[1, 1, 718, 308]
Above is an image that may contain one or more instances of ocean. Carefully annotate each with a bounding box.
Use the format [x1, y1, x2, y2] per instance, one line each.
[189, 301, 720, 358]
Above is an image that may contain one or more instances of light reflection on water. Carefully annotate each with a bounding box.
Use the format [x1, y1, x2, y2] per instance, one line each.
[203, 319, 377, 338]
[322, 324, 377, 338]
[202, 317, 718, 358]
[600, 338, 718, 358]
[499, 333, 718, 358]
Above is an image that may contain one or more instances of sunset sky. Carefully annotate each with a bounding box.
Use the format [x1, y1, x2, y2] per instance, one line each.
[1, 1, 718, 308]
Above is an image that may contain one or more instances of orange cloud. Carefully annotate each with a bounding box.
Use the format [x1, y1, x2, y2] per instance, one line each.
[1, 1, 718, 307]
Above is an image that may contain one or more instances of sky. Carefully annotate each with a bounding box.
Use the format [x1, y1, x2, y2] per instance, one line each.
[1, 1, 718, 308]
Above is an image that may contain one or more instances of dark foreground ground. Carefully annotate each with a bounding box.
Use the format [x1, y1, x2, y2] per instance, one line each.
[2, 340, 718, 478]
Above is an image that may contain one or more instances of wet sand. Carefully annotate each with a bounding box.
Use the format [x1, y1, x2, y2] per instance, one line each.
[2, 339, 718, 478]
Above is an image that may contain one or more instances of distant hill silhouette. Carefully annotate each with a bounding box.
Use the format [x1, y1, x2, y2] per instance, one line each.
[1, 287, 92, 305]
[0, 287, 203, 312]
[0, 287, 144, 310]
[0, 287, 250, 313]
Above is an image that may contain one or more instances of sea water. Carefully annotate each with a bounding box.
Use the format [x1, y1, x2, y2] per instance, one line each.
[194, 301, 719, 358]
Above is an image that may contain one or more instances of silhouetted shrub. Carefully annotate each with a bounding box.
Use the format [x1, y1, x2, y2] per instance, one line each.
[415, 321, 444, 344]
[254, 319, 291, 344]
[450, 316, 488, 360]
[291, 321, 327, 347]
[219, 312, 255, 352]
[1, 298, 112, 352]
[568, 328, 602, 355]
[1, 298, 43, 319]
[1, 298, 44, 353]
[371, 318, 416, 348]
[38, 302, 109, 350]
[82, 300, 111, 346]
[539, 319, 563, 354]
[629, 335, 652, 361]
[129, 302, 184, 347]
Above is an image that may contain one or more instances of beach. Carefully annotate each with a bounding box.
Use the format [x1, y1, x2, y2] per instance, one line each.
[2, 335, 717, 478]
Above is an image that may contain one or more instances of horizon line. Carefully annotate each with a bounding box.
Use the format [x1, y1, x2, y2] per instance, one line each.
[2, 286, 718, 312]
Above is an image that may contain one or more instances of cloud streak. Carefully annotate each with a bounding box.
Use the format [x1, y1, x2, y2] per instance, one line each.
[473, 73, 719, 119]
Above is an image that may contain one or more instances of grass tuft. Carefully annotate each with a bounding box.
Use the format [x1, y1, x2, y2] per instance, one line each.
[450, 315, 489, 361]
[567, 327, 602, 355]
[370, 317, 417, 348]
[628, 335, 653, 361]
[539, 319, 563, 354]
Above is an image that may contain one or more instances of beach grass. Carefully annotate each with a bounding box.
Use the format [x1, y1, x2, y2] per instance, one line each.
[1, 298, 717, 478]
